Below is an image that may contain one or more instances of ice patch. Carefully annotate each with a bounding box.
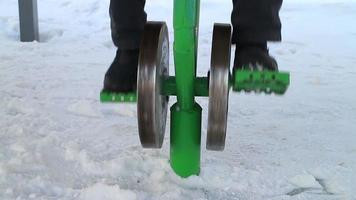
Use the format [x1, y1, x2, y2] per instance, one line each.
[79, 182, 137, 200]
[5, 125, 25, 136]
[9, 143, 26, 153]
[289, 174, 321, 188]
[308, 167, 346, 195]
[6, 99, 35, 115]
[101, 104, 136, 118]
[113, 104, 137, 118]
[67, 100, 101, 118]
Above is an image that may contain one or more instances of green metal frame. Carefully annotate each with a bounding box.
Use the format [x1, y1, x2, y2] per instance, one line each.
[100, 91, 137, 102]
[100, 0, 290, 178]
[233, 70, 290, 94]
[169, 0, 201, 177]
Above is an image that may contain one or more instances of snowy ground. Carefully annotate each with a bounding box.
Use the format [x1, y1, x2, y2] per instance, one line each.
[1, 0, 356, 199]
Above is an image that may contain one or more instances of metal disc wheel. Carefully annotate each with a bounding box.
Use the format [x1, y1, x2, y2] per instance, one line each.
[207, 23, 232, 151]
[137, 21, 169, 148]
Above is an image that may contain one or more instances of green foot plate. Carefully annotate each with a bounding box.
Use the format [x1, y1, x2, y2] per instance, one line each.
[100, 90, 137, 103]
[233, 70, 290, 95]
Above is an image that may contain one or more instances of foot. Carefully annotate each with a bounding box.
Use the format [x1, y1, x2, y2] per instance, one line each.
[233, 43, 278, 73]
[103, 49, 139, 93]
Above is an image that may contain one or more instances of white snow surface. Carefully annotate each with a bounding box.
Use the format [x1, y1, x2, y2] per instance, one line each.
[1, 0, 356, 199]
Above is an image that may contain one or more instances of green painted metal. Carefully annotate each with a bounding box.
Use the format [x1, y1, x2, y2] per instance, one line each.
[170, 0, 202, 177]
[194, 77, 209, 97]
[100, 0, 291, 179]
[173, 0, 200, 110]
[162, 76, 209, 97]
[100, 90, 137, 103]
[233, 70, 290, 94]
[170, 102, 202, 177]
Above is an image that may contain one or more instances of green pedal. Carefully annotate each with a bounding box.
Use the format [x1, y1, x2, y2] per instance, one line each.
[100, 90, 137, 103]
[233, 70, 290, 95]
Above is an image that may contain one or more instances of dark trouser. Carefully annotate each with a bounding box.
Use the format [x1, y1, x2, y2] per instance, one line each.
[109, 0, 282, 49]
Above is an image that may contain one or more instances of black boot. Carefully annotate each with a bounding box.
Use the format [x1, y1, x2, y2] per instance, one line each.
[233, 43, 278, 73]
[103, 49, 139, 93]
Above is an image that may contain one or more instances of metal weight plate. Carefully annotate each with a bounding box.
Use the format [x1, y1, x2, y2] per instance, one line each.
[207, 23, 232, 151]
[137, 21, 169, 148]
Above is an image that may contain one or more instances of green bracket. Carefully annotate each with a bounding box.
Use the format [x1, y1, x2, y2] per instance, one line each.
[232, 70, 290, 95]
[100, 90, 137, 103]
[162, 76, 209, 97]
[100, 75, 208, 104]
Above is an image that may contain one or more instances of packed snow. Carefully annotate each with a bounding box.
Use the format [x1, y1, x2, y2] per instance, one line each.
[1, 0, 356, 199]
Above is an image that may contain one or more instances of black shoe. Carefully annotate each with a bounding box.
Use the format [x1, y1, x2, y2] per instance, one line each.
[233, 43, 278, 73]
[103, 49, 139, 93]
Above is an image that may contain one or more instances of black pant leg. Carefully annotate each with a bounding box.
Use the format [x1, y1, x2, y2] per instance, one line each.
[110, 0, 147, 49]
[231, 0, 282, 44]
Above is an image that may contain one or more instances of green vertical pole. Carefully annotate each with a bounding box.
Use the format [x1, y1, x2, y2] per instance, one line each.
[170, 0, 202, 177]
[173, 0, 199, 110]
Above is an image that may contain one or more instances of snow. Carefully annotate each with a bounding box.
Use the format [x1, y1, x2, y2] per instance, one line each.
[67, 100, 101, 118]
[289, 174, 322, 189]
[80, 182, 137, 200]
[1, 0, 356, 199]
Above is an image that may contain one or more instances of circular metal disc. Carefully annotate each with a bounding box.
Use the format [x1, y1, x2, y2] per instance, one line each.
[207, 23, 232, 151]
[137, 21, 169, 148]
